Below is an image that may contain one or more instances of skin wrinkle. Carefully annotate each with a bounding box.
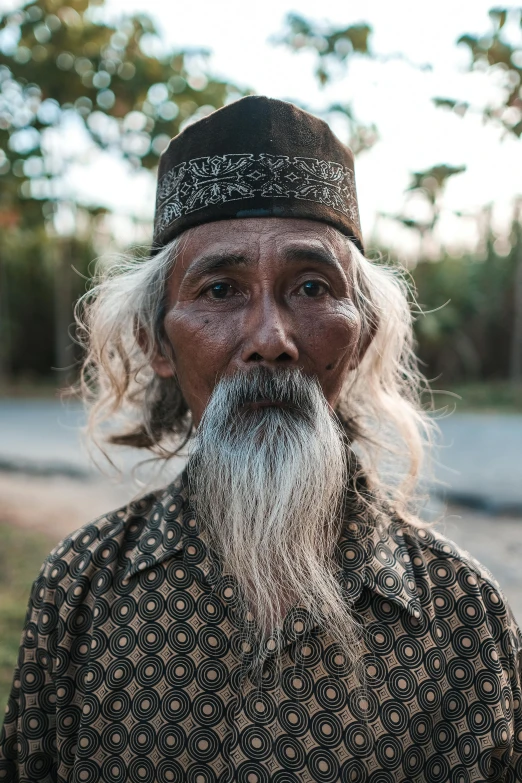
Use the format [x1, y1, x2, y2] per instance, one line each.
[79, 215, 433, 521]
[150, 217, 367, 427]
[182, 244, 341, 282]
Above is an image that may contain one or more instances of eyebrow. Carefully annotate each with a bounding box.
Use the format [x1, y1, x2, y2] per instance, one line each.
[184, 252, 250, 279]
[184, 244, 341, 280]
[281, 245, 340, 268]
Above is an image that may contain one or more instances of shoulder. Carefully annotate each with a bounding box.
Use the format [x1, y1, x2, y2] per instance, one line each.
[396, 517, 522, 654]
[15, 475, 189, 684]
[400, 518, 506, 595]
[34, 474, 186, 600]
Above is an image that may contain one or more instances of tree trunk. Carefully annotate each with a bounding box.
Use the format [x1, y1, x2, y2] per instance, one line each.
[510, 204, 522, 384]
[53, 239, 73, 383]
[0, 248, 10, 387]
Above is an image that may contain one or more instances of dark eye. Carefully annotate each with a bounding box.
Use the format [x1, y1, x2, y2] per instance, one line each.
[207, 282, 234, 299]
[299, 280, 328, 297]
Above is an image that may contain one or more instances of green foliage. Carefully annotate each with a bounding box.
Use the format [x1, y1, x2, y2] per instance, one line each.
[437, 381, 522, 412]
[275, 12, 372, 86]
[412, 240, 517, 382]
[0, 0, 245, 227]
[0, 228, 94, 377]
[387, 164, 467, 235]
[274, 13, 377, 156]
[0, 0, 246, 382]
[435, 7, 522, 137]
[407, 165, 467, 202]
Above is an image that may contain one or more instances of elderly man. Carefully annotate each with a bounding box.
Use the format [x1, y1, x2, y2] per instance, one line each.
[1, 96, 521, 783]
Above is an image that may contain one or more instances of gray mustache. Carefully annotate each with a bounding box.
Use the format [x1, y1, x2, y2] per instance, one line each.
[215, 366, 321, 415]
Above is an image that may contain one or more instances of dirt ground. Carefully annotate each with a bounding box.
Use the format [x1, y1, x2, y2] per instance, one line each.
[0, 471, 138, 538]
[2, 470, 522, 624]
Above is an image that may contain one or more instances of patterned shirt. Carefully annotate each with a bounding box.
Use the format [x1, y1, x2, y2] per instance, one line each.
[1, 471, 522, 783]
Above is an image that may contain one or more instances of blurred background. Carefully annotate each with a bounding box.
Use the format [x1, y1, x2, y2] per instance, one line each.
[0, 0, 522, 707]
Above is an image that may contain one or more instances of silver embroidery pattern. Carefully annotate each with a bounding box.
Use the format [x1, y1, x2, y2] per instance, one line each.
[154, 153, 359, 237]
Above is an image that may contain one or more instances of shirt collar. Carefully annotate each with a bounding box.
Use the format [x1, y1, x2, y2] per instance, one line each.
[361, 515, 423, 619]
[122, 471, 422, 619]
[121, 470, 196, 584]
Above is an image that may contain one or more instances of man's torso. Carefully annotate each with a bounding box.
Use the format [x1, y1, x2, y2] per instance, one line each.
[1, 472, 521, 782]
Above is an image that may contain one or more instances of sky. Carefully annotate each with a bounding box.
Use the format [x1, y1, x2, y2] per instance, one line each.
[5, 0, 522, 256]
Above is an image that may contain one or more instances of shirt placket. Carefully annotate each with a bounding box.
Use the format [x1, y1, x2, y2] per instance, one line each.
[186, 508, 337, 780]
[224, 595, 319, 780]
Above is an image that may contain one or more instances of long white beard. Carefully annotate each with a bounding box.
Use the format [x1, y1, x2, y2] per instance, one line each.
[187, 367, 362, 672]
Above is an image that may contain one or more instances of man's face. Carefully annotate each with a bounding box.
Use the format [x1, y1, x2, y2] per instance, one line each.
[153, 217, 363, 426]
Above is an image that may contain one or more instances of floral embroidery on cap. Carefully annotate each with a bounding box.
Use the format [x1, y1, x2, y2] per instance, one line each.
[154, 153, 360, 240]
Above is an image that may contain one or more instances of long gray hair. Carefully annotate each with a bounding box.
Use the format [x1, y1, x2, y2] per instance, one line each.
[75, 228, 434, 520]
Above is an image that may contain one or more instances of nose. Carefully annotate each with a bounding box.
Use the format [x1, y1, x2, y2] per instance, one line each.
[239, 295, 299, 367]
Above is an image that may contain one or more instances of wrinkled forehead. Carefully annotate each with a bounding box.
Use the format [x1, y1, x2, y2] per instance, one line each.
[174, 217, 352, 275]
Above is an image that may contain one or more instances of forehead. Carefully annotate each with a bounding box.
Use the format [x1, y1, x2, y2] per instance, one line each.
[174, 217, 351, 273]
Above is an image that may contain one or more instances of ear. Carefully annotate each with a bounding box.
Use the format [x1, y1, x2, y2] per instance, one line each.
[137, 327, 176, 379]
[347, 315, 378, 371]
[150, 352, 176, 379]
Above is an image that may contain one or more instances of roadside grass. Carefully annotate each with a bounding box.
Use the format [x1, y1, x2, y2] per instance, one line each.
[429, 382, 522, 413]
[0, 523, 54, 716]
[0, 377, 64, 400]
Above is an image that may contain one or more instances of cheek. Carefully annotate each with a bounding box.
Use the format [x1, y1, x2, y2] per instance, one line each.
[163, 308, 237, 416]
[301, 304, 362, 401]
[303, 303, 361, 363]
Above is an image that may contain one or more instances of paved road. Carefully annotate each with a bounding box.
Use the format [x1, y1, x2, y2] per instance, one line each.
[432, 413, 522, 512]
[0, 400, 521, 511]
[0, 399, 177, 485]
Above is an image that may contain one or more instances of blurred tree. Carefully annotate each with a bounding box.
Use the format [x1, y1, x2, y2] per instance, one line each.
[381, 164, 466, 255]
[274, 13, 372, 86]
[0, 0, 245, 383]
[432, 7, 522, 382]
[433, 7, 522, 138]
[511, 199, 522, 382]
[273, 14, 378, 156]
[412, 237, 517, 383]
[0, 227, 95, 380]
[0, 0, 244, 206]
[431, 7, 522, 382]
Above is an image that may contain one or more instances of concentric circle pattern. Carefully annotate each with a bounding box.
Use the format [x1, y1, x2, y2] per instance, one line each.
[1, 471, 521, 781]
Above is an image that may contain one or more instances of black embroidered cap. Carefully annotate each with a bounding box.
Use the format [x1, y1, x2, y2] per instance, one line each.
[153, 95, 363, 253]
